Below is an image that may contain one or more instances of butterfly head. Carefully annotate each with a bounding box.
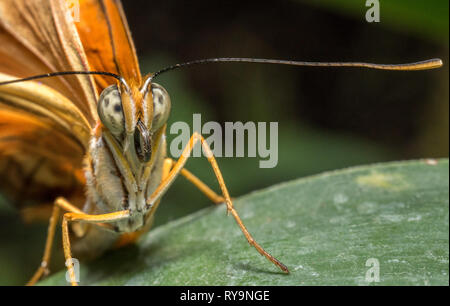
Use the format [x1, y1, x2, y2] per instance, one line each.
[97, 78, 171, 165]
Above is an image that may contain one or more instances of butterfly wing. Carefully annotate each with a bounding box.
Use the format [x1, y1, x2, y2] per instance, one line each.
[76, 0, 142, 90]
[0, 0, 99, 122]
[0, 0, 141, 211]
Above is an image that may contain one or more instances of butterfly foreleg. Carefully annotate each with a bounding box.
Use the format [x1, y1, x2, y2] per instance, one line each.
[60, 209, 130, 286]
[163, 157, 225, 204]
[26, 197, 85, 286]
[27, 197, 129, 286]
[147, 132, 289, 274]
[111, 158, 177, 249]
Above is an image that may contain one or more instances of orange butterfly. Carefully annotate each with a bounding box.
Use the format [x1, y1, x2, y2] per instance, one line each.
[0, 0, 442, 286]
[0, 0, 291, 285]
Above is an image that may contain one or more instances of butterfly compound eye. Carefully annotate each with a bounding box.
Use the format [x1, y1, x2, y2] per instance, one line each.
[150, 83, 171, 132]
[98, 84, 125, 137]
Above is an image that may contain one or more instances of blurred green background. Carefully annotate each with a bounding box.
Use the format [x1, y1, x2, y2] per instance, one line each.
[0, 0, 448, 285]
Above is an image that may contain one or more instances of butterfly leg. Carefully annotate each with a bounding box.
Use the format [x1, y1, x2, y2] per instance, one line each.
[61, 209, 130, 286]
[113, 157, 179, 248]
[112, 157, 179, 248]
[164, 157, 225, 204]
[27, 197, 129, 286]
[112, 156, 225, 248]
[147, 132, 289, 274]
[27, 197, 85, 285]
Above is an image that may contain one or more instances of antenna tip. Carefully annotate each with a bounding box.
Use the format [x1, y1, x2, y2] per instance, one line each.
[431, 58, 443, 68]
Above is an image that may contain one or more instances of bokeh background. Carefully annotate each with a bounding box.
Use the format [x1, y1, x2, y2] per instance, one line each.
[0, 0, 448, 285]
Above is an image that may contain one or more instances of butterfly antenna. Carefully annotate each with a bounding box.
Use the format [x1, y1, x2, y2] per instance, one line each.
[150, 57, 443, 81]
[0, 71, 128, 89]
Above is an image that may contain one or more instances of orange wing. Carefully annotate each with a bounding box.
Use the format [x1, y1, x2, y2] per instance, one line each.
[77, 0, 142, 91]
[0, 0, 141, 210]
[0, 0, 99, 122]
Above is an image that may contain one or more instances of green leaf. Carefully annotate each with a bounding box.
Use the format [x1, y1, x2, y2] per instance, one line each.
[40, 159, 449, 285]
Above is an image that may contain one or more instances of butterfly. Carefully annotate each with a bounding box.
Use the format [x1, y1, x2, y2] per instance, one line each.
[0, 0, 442, 286]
